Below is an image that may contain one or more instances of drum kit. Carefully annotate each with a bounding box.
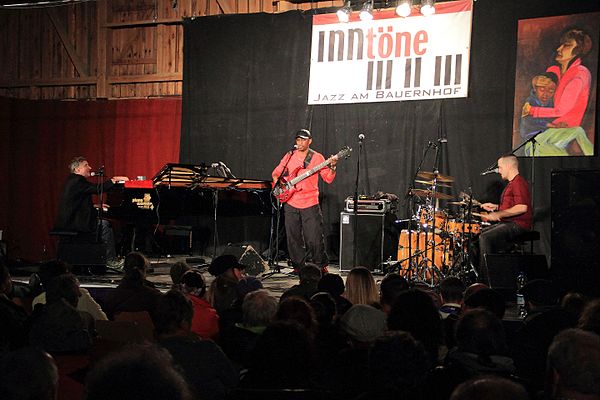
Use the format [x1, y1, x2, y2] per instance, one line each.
[392, 171, 486, 286]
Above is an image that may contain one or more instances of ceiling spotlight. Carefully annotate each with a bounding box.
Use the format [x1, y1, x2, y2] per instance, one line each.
[420, 0, 435, 16]
[336, 1, 352, 23]
[359, 0, 374, 21]
[395, 0, 412, 17]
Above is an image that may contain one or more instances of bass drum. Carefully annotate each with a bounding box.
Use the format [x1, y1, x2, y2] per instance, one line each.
[396, 230, 452, 279]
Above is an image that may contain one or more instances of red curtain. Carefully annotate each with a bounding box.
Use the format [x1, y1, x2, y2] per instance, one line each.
[0, 98, 182, 262]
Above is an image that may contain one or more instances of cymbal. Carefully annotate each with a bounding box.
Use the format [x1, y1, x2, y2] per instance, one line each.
[448, 199, 481, 206]
[415, 179, 452, 188]
[410, 189, 453, 200]
[417, 171, 454, 183]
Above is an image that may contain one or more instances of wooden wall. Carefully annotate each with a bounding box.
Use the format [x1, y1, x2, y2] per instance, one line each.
[0, 0, 341, 100]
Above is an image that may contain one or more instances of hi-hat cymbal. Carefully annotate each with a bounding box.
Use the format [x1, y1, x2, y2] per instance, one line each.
[415, 179, 452, 188]
[417, 171, 454, 183]
[410, 189, 453, 200]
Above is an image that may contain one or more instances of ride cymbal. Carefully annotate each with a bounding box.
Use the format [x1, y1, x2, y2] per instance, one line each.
[410, 189, 453, 200]
[417, 171, 454, 182]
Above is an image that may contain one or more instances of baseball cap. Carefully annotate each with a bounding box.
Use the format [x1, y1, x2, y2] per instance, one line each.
[295, 129, 312, 139]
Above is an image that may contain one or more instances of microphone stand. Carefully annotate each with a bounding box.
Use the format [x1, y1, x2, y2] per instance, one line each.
[263, 149, 295, 279]
[352, 137, 363, 269]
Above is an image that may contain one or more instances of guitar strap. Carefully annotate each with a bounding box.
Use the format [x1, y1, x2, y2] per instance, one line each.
[303, 149, 314, 169]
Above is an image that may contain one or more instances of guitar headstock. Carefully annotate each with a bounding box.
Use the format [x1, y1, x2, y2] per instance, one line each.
[336, 146, 352, 160]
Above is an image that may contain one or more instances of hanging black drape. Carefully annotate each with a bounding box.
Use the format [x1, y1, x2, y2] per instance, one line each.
[181, 1, 600, 261]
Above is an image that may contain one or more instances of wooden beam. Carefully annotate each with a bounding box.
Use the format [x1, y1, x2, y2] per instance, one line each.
[105, 18, 184, 28]
[46, 8, 90, 77]
[0, 77, 97, 88]
[107, 73, 182, 83]
[96, 0, 108, 98]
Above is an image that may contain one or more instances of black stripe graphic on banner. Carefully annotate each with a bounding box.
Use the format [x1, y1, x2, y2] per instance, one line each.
[376, 60, 383, 90]
[434, 56, 442, 86]
[445, 55, 452, 85]
[386, 60, 393, 89]
[455, 54, 462, 85]
[404, 58, 412, 88]
[414, 57, 421, 87]
[367, 61, 374, 90]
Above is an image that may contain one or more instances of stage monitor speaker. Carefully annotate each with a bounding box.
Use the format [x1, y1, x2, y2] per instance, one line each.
[221, 244, 268, 276]
[485, 254, 549, 301]
[551, 169, 600, 296]
[339, 212, 384, 272]
[57, 242, 107, 274]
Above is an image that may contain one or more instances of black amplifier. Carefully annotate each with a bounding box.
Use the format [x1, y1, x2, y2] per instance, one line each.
[344, 197, 391, 214]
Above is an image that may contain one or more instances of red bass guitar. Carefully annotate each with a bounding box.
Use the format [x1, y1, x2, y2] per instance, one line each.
[272, 146, 352, 203]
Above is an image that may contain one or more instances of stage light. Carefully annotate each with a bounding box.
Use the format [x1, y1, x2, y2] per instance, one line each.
[336, 1, 352, 23]
[420, 0, 435, 16]
[395, 0, 412, 17]
[359, 0, 373, 21]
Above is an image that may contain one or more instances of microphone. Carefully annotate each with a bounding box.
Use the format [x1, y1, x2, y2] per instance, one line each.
[428, 140, 438, 148]
[358, 133, 365, 142]
[290, 144, 298, 153]
[481, 168, 499, 176]
[90, 166, 105, 177]
[438, 138, 448, 143]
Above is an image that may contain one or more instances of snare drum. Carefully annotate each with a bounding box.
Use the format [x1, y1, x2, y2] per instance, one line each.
[446, 219, 481, 236]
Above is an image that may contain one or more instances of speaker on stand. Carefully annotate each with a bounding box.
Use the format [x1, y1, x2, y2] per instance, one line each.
[339, 212, 384, 272]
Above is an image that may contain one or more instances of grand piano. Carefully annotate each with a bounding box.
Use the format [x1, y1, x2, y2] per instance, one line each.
[104, 163, 273, 255]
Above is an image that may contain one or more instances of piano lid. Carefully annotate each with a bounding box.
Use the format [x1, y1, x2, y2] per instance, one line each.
[152, 163, 270, 190]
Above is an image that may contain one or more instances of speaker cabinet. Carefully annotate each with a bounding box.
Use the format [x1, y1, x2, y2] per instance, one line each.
[551, 169, 600, 296]
[221, 244, 268, 276]
[485, 254, 549, 300]
[57, 242, 107, 274]
[339, 212, 384, 272]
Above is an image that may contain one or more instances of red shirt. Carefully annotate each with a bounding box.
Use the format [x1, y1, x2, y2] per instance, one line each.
[499, 174, 532, 230]
[187, 294, 219, 340]
[272, 149, 336, 209]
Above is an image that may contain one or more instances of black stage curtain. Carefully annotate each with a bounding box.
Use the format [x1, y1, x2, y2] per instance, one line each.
[181, 1, 600, 262]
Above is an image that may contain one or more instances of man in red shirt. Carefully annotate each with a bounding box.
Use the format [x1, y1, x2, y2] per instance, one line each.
[271, 129, 338, 273]
[478, 154, 532, 283]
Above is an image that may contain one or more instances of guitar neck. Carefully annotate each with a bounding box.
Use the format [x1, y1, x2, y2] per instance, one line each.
[289, 158, 332, 186]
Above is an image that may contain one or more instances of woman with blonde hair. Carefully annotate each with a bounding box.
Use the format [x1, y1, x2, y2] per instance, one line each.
[344, 267, 380, 308]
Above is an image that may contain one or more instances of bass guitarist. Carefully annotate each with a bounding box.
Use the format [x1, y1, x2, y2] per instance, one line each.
[271, 129, 338, 274]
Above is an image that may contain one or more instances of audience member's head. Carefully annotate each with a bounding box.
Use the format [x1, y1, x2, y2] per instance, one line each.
[463, 283, 488, 304]
[368, 331, 429, 396]
[310, 292, 337, 327]
[242, 289, 278, 328]
[546, 328, 600, 399]
[463, 287, 506, 319]
[84, 344, 192, 400]
[450, 376, 529, 400]
[345, 266, 379, 306]
[154, 290, 194, 337]
[379, 273, 409, 313]
[45, 273, 81, 307]
[318, 273, 345, 297]
[440, 276, 465, 305]
[339, 304, 387, 344]
[577, 298, 600, 336]
[123, 252, 150, 282]
[299, 264, 322, 285]
[236, 276, 263, 301]
[248, 320, 315, 388]
[179, 270, 206, 298]
[275, 296, 318, 337]
[208, 254, 246, 280]
[39, 260, 71, 289]
[455, 309, 507, 356]
[387, 289, 443, 362]
[0, 347, 59, 400]
[560, 292, 587, 322]
[521, 279, 559, 310]
[169, 261, 191, 286]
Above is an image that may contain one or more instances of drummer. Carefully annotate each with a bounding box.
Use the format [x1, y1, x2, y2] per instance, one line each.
[478, 154, 532, 284]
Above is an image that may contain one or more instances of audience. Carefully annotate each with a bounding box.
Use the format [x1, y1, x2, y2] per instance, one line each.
[169, 261, 191, 288]
[218, 276, 264, 331]
[29, 273, 95, 353]
[450, 376, 529, 400]
[317, 272, 352, 316]
[207, 255, 247, 315]
[179, 269, 219, 339]
[379, 272, 409, 314]
[103, 252, 162, 320]
[560, 292, 587, 322]
[0, 261, 28, 354]
[545, 328, 600, 400]
[84, 344, 192, 400]
[0, 347, 59, 400]
[462, 287, 506, 319]
[275, 296, 319, 339]
[154, 290, 238, 400]
[280, 263, 321, 301]
[577, 298, 600, 335]
[344, 266, 380, 308]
